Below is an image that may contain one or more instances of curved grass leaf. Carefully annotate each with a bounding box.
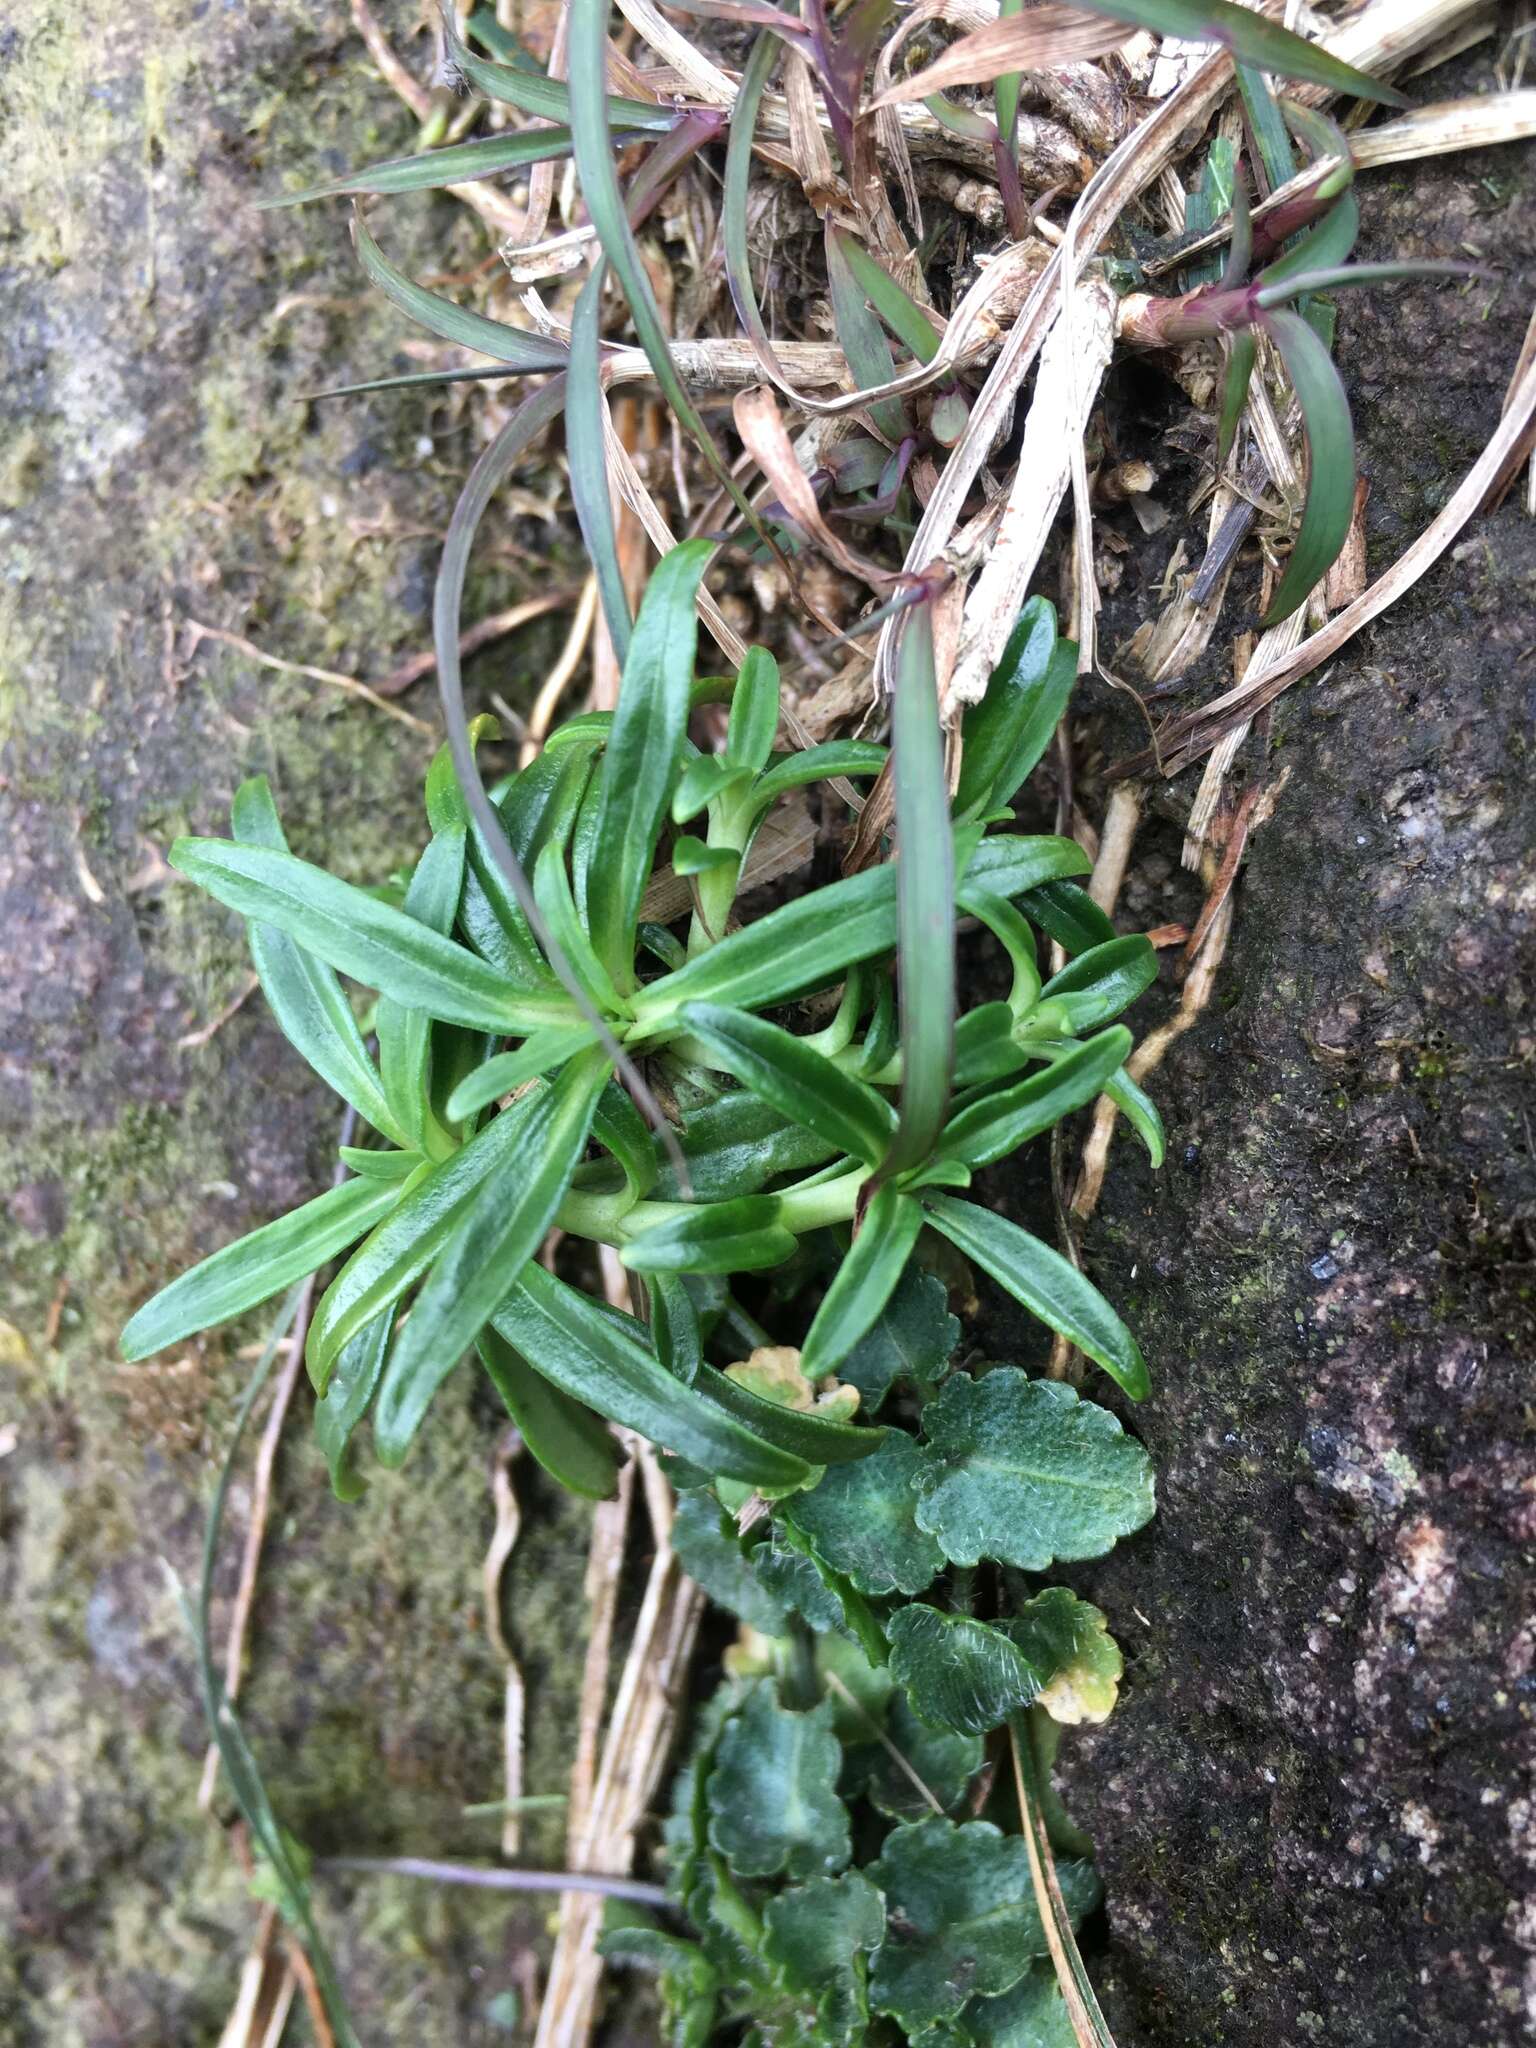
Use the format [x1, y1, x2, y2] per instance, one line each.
[653, 1090, 839, 1202]
[722, 34, 798, 396]
[1104, 1063, 1166, 1167]
[372, 1048, 612, 1463]
[589, 540, 714, 985]
[567, 256, 632, 665]
[592, 1078, 659, 1208]
[353, 211, 569, 371]
[229, 777, 401, 1143]
[263, 127, 583, 206]
[336, 1146, 421, 1181]
[171, 839, 577, 1036]
[941, 1026, 1131, 1169]
[695, 1363, 882, 1467]
[801, 1187, 924, 1380]
[1258, 304, 1355, 625]
[1016, 877, 1115, 957]
[492, 1261, 813, 1487]
[442, 10, 679, 129]
[880, 601, 955, 1183]
[923, 1196, 1149, 1399]
[680, 1003, 895, 1166]
[648, 1271, 703, 1384]
[477, 1325, 624, 1498]
[121, 1175, 399, 1361]
[1258, 188, 1359, 289]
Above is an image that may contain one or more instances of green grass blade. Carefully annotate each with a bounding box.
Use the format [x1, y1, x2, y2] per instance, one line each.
[880, 600, 955, 1181]
[372, 1049, 612, 1463]
[446, 1027, 599, 1122]
[588, 540, 714, 985]
[443, 8, 679, 129]
[1258, 188, 1359, 288]
[1258, 305, 1355, 625]
[121, 1176, 399, 1361]
[829, 228, 940, 365]
[262, 126, 582, 206]
[567, 256, 633, 664]
[721, 33, 790, 385]
[825, 220, 910, 445]
[1235, 61, 1295, 192]
[313, 1308, 393, 1501]
[567, 0, 776, 535]
[924, 1195, 1149, 1399]
[954, 597, 1068, 819]
[726, 646, 782, 775]
[353, 210, 569, 370]
[375, 828, 467, 1155]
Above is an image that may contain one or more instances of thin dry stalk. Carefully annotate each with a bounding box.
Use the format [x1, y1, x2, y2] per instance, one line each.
[185, 621, 434, 734]
[483, 1431, 528, 1859]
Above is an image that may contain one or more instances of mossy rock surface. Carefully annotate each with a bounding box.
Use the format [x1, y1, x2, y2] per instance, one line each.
[1, 5, 591, 2041]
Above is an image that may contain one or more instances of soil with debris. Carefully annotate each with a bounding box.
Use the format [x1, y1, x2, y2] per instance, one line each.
[3, 3, 1532, 2045]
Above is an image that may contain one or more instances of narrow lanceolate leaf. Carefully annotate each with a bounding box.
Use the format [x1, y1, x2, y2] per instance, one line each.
[1016, 876, 1114, 957]
[229, 777, 401, 1143]
[1038, 934, 1157, 1034]
[1105, 1063, 1166, 1166]
[680, 1003, 895, 1166]
[750, 740, 888, 807]
[924, 1196, 1150, 1399]
[476, 1325, 623, 1499]
[801, 1187, 924, 1380]
[620, 1195, 798, 1276]
[707, 1684, 851, 1881]
[1216, 327, 1257, 466]
[695, 1363, 881, 1467]
[492, 1261, 813, 1488]
[825, 219, 909, 445]
[829, 229, 941, 365]
[913, 1367, 1155, 1569]
[722, 33, 800, 397]
[1259, 305, 1356, 625]
[352, 212, 569, 371]
[263, 127, 584, 206]
[372, 1049, 612, 1464]
[313, 1307, 393, 1502]
[444, 1024, 599, 1123]
[628, 835, 1091, 1036]
[172, 840, 579, 1036]
[1258, 188, 1360, 289]
[121, 1176, 399, 1361]
[589, 541, 714, 985]
[941, 1027, 1131, 1170]
[787, 1431, 943, 1597]
[954, 598, 1063, 819]
[726, 645, 781, 776]
[882, 602, 956, 1182]
[566, 256, 632, 666]
[376, 828, 467, 1155]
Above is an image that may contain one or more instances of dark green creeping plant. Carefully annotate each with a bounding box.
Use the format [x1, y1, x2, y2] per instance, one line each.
[125, 552, 1163, 2044]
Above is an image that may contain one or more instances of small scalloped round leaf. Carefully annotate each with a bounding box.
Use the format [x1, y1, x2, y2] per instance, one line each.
[670, 1492, 790, 1636]
[958, 1964, 1078, 2047]
[852, 1690, 985, 1823]
[914, 1369, 1154, 1570]
[786, 1434, 944, 1598]
[762, 1871, 885, 2045]
[887, 1604, 1048, 1737]
[705, 1682, 852, 1881]
[838, 1266, 959, 1412]
[867, 1817, 1099, 2028]
[1007, 1587, 1122, 1727]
